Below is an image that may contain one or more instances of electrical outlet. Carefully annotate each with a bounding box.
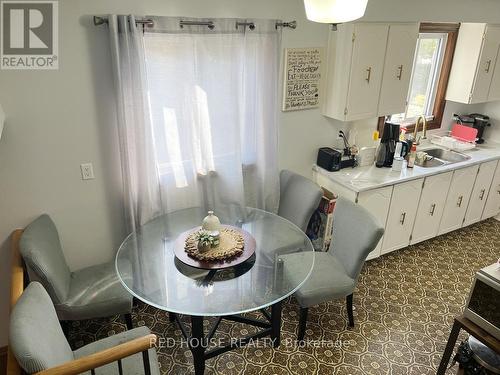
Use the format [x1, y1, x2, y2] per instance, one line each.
[80, 163, 95, 180]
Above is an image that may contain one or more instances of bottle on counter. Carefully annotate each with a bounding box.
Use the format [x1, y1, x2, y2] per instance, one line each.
[407, 144, 417, 168]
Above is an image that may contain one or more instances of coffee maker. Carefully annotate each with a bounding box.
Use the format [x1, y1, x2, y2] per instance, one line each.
[376, 122, 400, 168]
[454, 113, 492, 144]
[469, 113, 491, 144]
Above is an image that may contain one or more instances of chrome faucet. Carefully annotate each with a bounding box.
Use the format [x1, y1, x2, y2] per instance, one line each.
[413, 115, 427, 145]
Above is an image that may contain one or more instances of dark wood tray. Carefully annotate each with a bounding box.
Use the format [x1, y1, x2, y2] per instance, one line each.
[173, 225, 256, 270]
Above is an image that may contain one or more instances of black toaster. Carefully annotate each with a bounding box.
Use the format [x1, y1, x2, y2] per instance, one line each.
[317, 147, 342, 172]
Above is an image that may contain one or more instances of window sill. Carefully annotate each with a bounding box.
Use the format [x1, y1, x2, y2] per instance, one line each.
[378, 116, 442, 135]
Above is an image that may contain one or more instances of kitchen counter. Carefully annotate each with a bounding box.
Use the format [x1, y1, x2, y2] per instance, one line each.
[314, 141, 500, 193]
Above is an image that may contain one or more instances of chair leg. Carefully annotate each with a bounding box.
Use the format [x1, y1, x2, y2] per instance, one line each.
[346, 294, 354, 327]
[60, 320, 70, 337]
[168, 312, 176, 322]
[297, 307, 308, 342]
[124, 313, 133, 330]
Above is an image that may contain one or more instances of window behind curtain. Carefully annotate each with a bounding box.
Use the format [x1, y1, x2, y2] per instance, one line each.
[142, 20, 280, 212]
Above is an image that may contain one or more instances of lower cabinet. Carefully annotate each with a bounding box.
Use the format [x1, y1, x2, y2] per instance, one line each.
[357, 186, 393, 260]
[482, 161, 500, 219]
[314, 158, 500, 261]
[411, 172, 453, 244]
[381, 179, 423, 255]
[438, 165, 479, 235]
[464, 160, 498, 226]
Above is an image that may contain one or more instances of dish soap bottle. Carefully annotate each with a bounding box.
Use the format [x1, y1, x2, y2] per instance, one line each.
[407, 144, 417, 168]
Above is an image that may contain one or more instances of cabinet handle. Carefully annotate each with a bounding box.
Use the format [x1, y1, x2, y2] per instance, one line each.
[397, 65, 403, 80]
[366, 67, 372, 83]
[479, 189, 486, 200]
[457, 195, 463, 207]
[486, 59, 492, 73]
[400, 212, 406, 225]
[429, 203, 436, 216]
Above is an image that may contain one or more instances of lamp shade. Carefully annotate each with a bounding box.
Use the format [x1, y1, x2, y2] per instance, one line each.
[304, 0, 368, 24]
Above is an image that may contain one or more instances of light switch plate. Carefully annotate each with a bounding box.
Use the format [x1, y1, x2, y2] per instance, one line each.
[80, 163, 95, 180]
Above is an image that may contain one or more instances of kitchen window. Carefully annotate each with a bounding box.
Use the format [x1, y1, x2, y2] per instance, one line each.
[379, 23, 459, 132]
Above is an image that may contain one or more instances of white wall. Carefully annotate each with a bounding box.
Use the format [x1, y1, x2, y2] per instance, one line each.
[2, 0, 500, 347]
[479, 101, 500, 142]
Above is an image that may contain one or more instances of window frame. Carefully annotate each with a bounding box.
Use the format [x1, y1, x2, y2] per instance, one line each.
[377, 23, 460, 134]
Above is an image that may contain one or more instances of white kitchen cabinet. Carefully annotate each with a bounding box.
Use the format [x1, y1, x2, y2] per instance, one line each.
[438, 165, 479, 235]
[446, 23, 500, 104]
[488, 52, 500, 101]
[482, 161, 500, 219]
[381, 179, 423, 255]
[411, 172, 453, 245]
[357, 186, 393, 260]
[464, 160, 498, 226]
[323, 23, 389, 121]
[378, 23, 419, 116]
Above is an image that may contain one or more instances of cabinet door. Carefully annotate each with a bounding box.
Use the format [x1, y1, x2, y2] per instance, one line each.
[464, 161, 498, 226]
[471, 26, 500, 103]
[357, 186, 393, 260]
[487, 44, 500, 101]
[381, 179, 423, 255]
[411, 172, 453, 245]
[378, 23, 419, 116]
[482, 161, 500, 219]
[346, 24, 389, 121]
[438, 165, 479, 235]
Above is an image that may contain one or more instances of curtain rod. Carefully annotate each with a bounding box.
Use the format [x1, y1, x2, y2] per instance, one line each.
[93, 16, 297, 30]
[93, 16, 154, 27]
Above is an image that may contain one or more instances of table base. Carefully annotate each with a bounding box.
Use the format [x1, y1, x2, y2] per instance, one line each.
[170, 301, 283, 375]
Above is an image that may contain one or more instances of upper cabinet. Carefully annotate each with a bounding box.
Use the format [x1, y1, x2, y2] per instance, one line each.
[322, 23, 419, 122]
[378, 24, 420, 116]
[446, 23, 500, 104]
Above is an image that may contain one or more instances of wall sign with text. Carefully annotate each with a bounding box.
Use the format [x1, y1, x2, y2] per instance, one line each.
[282, 47, 323, 112]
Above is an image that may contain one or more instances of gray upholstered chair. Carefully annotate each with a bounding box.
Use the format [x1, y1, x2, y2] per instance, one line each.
[19, 214, 133, 328]
[278, 170, 323, 232]
[9, 282, 159, 375]
[284, 198, 384, 341]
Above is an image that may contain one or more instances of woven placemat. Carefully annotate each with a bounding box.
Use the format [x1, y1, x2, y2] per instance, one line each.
[185, 227, 245, 261]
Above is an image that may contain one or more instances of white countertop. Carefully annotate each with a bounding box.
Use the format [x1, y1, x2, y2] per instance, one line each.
[314, 141, 500, 193]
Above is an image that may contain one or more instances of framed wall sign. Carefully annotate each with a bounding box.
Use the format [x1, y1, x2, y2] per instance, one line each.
[282, 47, 323, 112]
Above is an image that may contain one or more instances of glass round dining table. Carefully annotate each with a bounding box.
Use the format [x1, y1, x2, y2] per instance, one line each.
[116, 205, 315, 375]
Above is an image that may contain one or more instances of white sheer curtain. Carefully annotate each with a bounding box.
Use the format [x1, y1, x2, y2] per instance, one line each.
[108, 16, 281, 230]
[145, 17, 281, 213]
[108, 15, 163, 232]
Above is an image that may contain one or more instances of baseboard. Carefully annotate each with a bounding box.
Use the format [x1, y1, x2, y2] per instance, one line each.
[0, 345, 7, 375]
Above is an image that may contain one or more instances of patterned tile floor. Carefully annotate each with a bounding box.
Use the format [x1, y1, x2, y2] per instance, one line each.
[68, 219, 500, 374]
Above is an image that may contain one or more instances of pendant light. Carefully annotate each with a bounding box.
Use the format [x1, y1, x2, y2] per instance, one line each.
[304, 0, 368, 27]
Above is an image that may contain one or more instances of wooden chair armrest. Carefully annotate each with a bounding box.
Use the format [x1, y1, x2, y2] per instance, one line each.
[7, 229, 25, 375]
[34, 334, 157, 375]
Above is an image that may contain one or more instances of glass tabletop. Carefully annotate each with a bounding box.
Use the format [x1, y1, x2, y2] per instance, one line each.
[116, 205, 315, 317]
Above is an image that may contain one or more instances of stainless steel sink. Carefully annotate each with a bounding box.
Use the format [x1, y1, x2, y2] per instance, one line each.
[415, 158, 446, 168]
[415, 148, 471, 168]
[424, 148, 471, 163]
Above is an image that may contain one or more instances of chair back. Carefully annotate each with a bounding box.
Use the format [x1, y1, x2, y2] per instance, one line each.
[278, 170, 322, 232]
[9, 282, 74, 374]
[329, 198, 384, 280]
[20, 215, 71, 304]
